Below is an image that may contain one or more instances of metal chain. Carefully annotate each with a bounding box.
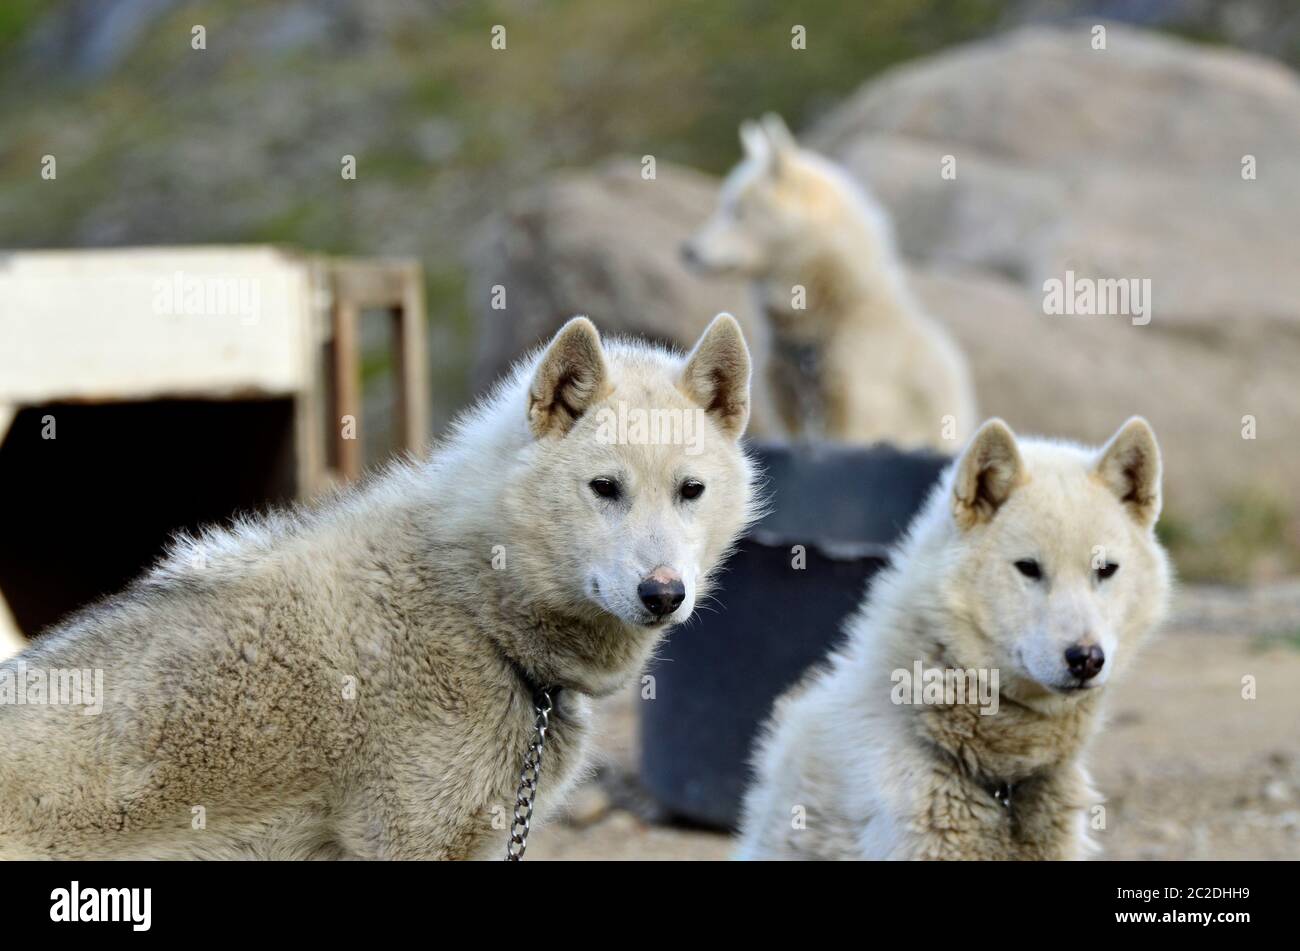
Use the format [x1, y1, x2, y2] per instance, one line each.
[504, 688, 553, 861]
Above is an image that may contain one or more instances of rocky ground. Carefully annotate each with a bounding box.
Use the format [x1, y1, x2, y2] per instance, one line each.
[529, 581, 1300, 860]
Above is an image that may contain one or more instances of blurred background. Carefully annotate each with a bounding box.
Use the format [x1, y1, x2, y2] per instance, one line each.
[1, 0, 1298, 858]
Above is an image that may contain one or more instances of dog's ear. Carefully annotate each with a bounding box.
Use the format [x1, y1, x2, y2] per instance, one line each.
[680, 313, 751, 440]
[528, 316, 608, 439]
[739, 119, 768, 161]
[761, 113, 797, 154]
[761, 113, 797, 177]
[952, 419, 1025, 529]
[1094, 417, 1162, 528]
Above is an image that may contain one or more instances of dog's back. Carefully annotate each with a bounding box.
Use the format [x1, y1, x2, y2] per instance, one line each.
[0, 492, 419, 858]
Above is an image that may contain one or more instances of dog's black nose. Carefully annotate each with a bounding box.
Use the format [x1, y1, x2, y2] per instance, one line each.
[1065, 644, 1105, 681]
[638, 578, 685, 618]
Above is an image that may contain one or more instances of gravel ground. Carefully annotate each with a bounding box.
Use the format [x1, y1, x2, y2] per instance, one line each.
[528, 582, 1300, 861]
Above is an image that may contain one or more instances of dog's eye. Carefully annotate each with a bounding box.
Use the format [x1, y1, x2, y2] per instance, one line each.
[589, 478, 620, 501]
[680, 479, 705, 501]
[1096, 562, 1119, 581]
[1014, 559, 1042, 580]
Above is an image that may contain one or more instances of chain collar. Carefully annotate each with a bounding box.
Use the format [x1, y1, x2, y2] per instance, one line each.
[988, 780, 1015, 811]
[504, 686, 557, 861]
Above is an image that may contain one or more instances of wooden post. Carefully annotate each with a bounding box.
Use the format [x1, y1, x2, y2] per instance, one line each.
[393, 264, 429, 456]
[333, 297, 362, 482]
[328, 258, 428, 481]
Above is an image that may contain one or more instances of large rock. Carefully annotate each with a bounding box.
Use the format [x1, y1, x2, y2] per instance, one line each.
[809, 23, 1300, 326]
[466, 24, 1300, 572]
[910, 268, 1300, 534]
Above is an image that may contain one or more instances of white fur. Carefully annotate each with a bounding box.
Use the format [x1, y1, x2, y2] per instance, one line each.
[0, 317, 759, 859]
[738, 418, 1172, 860]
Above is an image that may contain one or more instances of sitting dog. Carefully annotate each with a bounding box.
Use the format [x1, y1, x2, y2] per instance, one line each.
[0, 315, 758, 859]
[737, 417, 1170, 859]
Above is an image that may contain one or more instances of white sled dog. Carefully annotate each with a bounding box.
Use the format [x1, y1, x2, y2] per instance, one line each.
[683, 114, 976, 450]
[738, 417, 1171, 860]
[0, 315, 759, 859]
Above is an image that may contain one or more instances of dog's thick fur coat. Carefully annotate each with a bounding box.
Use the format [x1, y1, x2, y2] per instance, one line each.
[0, 316, 758, 859]
[738, 418, 1171, 859]
[684, 115, 977, 449]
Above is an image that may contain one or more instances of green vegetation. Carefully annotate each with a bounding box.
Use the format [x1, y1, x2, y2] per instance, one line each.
[1159, 489, 1300, 584]
[1252, 628, 1300, 653]
[0, 0, 47, 53]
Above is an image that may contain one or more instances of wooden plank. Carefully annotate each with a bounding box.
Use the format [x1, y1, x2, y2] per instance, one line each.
[0, 247, 311, 403]
[393, 264, 430, 455]
[330, 261, 415, 309]
[292, 260, 332, 500]
[332, 295, 363, 482]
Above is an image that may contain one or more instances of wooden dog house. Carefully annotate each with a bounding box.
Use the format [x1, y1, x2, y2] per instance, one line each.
[0, 246, 428, 654]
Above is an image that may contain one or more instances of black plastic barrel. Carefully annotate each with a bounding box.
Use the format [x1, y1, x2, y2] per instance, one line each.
[638, 441, 949, 829]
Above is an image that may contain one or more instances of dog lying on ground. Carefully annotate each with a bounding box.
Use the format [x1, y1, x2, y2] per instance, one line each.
[737, 417, 1171, 859]
[0, 315, 758, 859]
[683, 114, 977, 449]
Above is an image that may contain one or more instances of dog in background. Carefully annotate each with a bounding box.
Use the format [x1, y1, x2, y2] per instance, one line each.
[683, 114, 976, 450]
